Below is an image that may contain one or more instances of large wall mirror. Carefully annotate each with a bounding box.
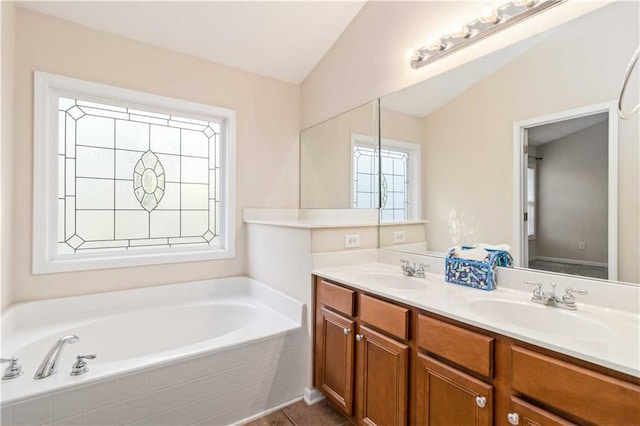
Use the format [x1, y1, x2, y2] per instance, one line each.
[300, 101, 379, 210]
[379, 2, 639, 285]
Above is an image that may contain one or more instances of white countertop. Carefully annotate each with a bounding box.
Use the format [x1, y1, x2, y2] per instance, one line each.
[312, 262, 640, 378]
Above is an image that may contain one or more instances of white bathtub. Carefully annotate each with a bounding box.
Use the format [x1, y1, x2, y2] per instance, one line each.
[0, 277, 305, 425]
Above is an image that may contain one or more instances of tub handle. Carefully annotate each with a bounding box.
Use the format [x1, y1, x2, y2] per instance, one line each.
[1, 357, 23, 380]
[70, 354, 97, 376]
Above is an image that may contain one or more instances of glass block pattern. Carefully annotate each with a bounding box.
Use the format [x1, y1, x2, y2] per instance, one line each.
[353, 145, 409, 222]
[57, 97, 222, 253]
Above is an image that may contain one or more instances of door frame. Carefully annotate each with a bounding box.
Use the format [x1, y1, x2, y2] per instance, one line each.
[512, 101, 618, 281]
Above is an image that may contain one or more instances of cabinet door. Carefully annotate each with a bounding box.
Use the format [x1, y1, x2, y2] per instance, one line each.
[316, 307, 355, 415]
[356, 325, 409, 426]
[507, 397, 576, 426]
[416, 354, 493, 426]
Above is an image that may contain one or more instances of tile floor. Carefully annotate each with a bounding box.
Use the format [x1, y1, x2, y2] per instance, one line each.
[243, 399, 351, 426]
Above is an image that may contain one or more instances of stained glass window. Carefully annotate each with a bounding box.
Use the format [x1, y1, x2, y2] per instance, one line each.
[34, 72, 235, 273]
[57, 97, 222, 254]
[353, 144, 411, 222]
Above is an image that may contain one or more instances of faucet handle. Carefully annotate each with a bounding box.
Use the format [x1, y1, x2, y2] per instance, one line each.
[524, 281, 544, 301]
[71, 354, 96, 376]
[565, 287, 588, 296]
[1, 357, 23, 380]
[563, 287, 588, 310]
[416, 263, 429, 277]
[523, 280, 542, 289]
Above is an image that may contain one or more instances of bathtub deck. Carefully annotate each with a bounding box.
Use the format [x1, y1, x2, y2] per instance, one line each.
[244, 400, 351, 426]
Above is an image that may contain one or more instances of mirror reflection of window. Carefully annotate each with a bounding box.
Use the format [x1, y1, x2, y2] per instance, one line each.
[352, 136, 421, 223]
[352, 143, 378, 210]
[380, 147, 410, 222]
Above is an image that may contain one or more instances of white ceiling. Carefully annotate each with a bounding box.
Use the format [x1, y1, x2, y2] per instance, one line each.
[381, 30, 556, 118]
[528, 113, 608, 146]
[17, 1, 366, 84]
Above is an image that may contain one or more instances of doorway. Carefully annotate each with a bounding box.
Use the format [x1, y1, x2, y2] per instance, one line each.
[513, 102, 618, 281]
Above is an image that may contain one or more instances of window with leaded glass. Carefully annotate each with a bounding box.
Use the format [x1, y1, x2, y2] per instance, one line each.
[34, 72, 236, 273]
[352, 135, 421, 223]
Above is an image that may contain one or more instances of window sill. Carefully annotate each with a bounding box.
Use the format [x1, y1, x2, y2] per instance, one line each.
[33, 246, 235, 274]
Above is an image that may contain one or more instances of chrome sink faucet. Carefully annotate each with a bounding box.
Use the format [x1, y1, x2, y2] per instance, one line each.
[401, 260, 430, 278]
[524, 281, 588, 311]
[34, 334, 79, 380]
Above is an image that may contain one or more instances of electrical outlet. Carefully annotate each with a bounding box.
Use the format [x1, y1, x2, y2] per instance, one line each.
[578, 242, 586, 250]
[393, 231, 406, 244]
[344, 234, 360, 248]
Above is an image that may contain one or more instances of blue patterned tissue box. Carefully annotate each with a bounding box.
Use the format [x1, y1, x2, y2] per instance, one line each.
[445, 247, 513, 291]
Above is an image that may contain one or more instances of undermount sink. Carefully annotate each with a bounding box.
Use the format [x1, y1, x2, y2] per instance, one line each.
[469, 299, 613, 341]
[353, 272, 428, 290]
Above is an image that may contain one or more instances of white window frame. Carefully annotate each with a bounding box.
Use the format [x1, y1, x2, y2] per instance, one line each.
[350, 134, 421, 222]
[33, 71, 236, 274]
[527, 162, 536, 239]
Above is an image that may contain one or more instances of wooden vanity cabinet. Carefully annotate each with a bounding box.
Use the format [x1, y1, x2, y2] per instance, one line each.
[356, 325, 409, 426]
[415, 314, 494, 426]
[416, 354, 493, 426]
[314, 276, 640, 426]
[315, 279, 357, 414]
[508, 397, 576, 426]
[510, 346, 640, 425]
[314, 277, 411, 425]
[316, 306, 356, 414]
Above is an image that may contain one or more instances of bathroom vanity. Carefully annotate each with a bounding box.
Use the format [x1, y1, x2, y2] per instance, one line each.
[312, 266, 640, 426]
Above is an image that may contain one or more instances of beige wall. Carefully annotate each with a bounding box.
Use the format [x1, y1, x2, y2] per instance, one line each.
[301, 1, 610, 129]
[420, 2, 638, 282]
[1, 2, 17, 310]
[4, 7, 300, 306]
[300, 102, 376, 209]
[536, 121, 608, 264]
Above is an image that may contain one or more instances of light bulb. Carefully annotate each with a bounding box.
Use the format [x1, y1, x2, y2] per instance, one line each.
[405, 47, 416, 60]
[450, 22, 470, 39]
[479, 6, 500, 24]
[512, 0, 535, 7]
[426, 37, 445, 52]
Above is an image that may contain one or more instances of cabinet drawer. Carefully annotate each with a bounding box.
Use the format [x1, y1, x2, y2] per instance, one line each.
[417, 314, 494, 378]
[509, 396, 576, 426]
[511, 346, 640, 425]
[359, 294, 409, 340]
[318, 279, 355, 317]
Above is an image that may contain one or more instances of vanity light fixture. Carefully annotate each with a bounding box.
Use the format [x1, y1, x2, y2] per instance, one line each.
[450, 22, 471, 39]
[512, 0, 536, 7]
[479, 6, 501, 24]
[410, 0, 565, 69]
[426, 37, 446, 52]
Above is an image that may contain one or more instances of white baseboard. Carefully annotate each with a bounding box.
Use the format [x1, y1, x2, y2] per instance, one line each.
[232, 396, 303, 425]
[530, 256, 608, 268]
[304, 387, 325, 405]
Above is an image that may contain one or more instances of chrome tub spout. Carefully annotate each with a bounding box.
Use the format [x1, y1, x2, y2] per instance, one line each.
[34, 334, 79, 380]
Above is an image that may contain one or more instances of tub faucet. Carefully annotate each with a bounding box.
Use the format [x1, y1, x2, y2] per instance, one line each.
[34, 334, 79, 380]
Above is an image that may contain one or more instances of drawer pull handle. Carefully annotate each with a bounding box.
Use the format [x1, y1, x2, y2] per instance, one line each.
[507, 412, 520, 425]
[475, 396, 487, 408]
[343, 328, 350, 335]
[356, 334, 363, 342]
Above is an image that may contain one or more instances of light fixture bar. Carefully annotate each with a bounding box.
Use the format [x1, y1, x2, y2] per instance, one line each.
[410, 0, 566, 69]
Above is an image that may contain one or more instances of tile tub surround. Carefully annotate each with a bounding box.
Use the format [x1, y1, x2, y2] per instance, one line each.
[1, 277, 305, 425]
[312, 258, 640, 378]
[1, 332, 304, 425]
